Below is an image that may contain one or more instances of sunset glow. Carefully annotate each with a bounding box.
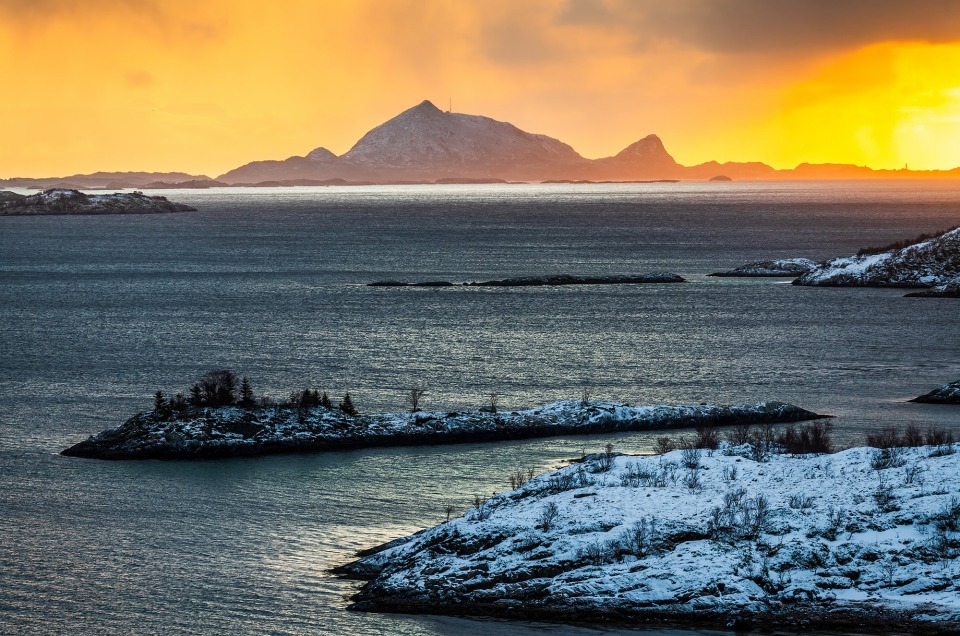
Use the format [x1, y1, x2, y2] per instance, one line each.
[4, 0, 960, 176]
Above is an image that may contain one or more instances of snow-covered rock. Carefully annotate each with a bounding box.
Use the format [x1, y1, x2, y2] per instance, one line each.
[0, 189, 195, 215]
[795, 227, 960, 288]
[60, 400, 821, 460]
[911, 380, 960, 404]
[341, 443, 960, 633]
[710, 258, 818, 278]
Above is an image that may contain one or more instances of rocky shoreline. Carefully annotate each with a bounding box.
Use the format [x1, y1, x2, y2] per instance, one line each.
[61, 400, 822, 460]
[794, 227, 959, 289]
[339, 442, 960, 634]
[911, 380, 960, 404]
[0, 188, 195, 216]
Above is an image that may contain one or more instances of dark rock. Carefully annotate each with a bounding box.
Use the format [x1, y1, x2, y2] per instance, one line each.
[465, 273, 685, 286]
[904, 281, 960, 298]
[910, 380, 960, 404]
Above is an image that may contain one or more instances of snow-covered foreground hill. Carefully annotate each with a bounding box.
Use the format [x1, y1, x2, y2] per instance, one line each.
[342, 443, 960, 633]
[795, 227, 960, 290]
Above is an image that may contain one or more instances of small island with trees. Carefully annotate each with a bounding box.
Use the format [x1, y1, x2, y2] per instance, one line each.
[60, 370, 826, 460]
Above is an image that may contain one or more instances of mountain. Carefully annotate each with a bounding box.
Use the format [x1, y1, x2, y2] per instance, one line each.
[220, 100, 595, 183]
[11, 101, 960, 186]
[224, 100, 960, 184]
[589, 134, 683, 179]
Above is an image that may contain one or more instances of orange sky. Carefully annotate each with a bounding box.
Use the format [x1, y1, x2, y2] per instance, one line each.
[3, 0, 960, 177]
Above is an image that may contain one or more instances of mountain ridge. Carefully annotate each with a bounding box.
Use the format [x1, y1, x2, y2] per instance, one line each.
[6, 100, 960, 186]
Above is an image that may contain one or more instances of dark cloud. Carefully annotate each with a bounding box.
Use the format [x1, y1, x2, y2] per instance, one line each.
[559, 0, 960, 54]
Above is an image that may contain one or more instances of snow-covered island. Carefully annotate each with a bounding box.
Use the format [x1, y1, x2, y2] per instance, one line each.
[61, 399, 822, 460]
[369, 273, 685, 287]
[794, 227, 959, 289]
[911, 380, 960, 404]
[709, 258, 818, 278]
[340, 436, 960, 634]
[0, 188, 196, 216]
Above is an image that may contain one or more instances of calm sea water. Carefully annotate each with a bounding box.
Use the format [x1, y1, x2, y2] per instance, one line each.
[1, 182, 958, 635]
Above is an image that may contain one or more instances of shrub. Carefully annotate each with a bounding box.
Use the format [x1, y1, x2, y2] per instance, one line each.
[871, 447, 905, 470]
[749, 424, 777, 462]
[856, 226, 958, 256]
[621, 517, 657, 556]
[788, 493, 814, 510]
[777, 420, 833, 454]
[679, 440, 701, 470]
[654, 437, 676, 455]
[593, 443, 616, 472]
[727, 423, 752, 446]
[694, 425, 720, 450]
[867, 427, 905, 449]
[903, 424, 924, 447]
[537, 501, 560, 531]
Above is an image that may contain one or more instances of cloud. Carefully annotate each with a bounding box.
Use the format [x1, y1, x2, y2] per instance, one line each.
[0, 0, 225, 43]
[559, 0, 960, 54]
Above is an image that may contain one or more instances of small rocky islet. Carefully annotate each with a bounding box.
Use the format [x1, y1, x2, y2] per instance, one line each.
[0, 188, 195, 216]
[368, 273, 686, 287]
[708, 258, 818, 277]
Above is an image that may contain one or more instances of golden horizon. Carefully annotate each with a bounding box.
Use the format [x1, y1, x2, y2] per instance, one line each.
[3, 1, 960, 177]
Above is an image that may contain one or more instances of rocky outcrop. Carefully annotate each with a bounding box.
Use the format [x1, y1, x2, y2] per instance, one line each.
[0, 189, 196, 216]
[369, 273, 685, 287]
[340, 443, 960, 634]
[60, 400, 822, 460]
[911, 380, 960, 404]
[795, 227, 960, 288]
[709, 258, 817, 277]
[905, 282, 960, 298]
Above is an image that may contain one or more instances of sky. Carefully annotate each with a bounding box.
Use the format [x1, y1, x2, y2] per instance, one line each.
[3, 0, 960, 177]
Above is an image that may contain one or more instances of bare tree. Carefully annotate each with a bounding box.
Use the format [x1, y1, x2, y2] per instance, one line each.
[487, 391, 499, 413]
[406, 383, 427, 412]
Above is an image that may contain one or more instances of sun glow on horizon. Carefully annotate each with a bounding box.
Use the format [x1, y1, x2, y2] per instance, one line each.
[3, 1, 960, 176]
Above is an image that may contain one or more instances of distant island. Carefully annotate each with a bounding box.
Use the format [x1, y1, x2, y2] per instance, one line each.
[7, 100, 960, 188]
[368, 273, 686, 287]
[0, 189, 195, 216]
[339, 428, 960, 634]
[60, 371, 823, 460]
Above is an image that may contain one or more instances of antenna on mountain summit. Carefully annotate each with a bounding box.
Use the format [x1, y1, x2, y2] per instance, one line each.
[448, 98, 452, 113]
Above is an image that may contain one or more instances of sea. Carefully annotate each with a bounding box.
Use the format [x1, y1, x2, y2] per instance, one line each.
[1, 181, 958, 635]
